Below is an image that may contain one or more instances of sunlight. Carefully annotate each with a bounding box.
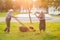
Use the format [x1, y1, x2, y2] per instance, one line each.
[12, 0, 16, 2]
[32, 0, 36, 2]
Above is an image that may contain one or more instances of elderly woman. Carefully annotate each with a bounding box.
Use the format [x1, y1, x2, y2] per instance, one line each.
[35, 11, 46, 32]
[4, 9, 14, 33]
[39, 12, 46, 32]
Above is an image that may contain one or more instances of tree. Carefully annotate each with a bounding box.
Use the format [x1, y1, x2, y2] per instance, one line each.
[0, 0, 13, 12]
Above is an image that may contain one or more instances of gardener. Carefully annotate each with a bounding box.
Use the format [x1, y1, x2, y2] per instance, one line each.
[39, 11, 46, 32]
[4, 9, 15, 33]
[35, 11, 46, 32]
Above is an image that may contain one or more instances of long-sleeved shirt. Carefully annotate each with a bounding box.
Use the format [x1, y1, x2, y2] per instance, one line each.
[6, 12, 12, 18]
[39, 13, 45, 20]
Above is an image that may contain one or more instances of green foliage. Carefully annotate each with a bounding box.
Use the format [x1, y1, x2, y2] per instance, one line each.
[0, 22, 60, 40]
[0, 0, 60, 12]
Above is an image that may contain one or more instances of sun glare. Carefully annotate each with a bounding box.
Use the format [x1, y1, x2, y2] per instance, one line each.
[33, 0, 36, 2]
[12, 0, 16, 2]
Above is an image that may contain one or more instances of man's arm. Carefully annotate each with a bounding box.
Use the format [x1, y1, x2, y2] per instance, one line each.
[11, 15, 16, 18]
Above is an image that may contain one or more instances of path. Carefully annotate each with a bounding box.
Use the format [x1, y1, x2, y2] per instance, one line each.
[0, 14, 60, 22]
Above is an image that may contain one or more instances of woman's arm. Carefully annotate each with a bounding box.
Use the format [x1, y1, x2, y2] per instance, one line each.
[34, 13, 39, 19]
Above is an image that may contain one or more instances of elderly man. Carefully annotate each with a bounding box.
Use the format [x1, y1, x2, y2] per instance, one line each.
[4, 9, 14, 33]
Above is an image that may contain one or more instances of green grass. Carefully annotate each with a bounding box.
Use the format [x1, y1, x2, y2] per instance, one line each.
[50, 14, 60, 18]
[0, 12, 6, 17]
[0, 22, 60, 40]
[0, 12, 19, 17]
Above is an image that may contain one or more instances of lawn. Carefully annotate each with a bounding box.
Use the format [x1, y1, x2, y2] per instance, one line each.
[0, 22, 60, 40]
[50, 14, 60, 18]
[0, 12, 6, 17]
[0, 12, 19, 17]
